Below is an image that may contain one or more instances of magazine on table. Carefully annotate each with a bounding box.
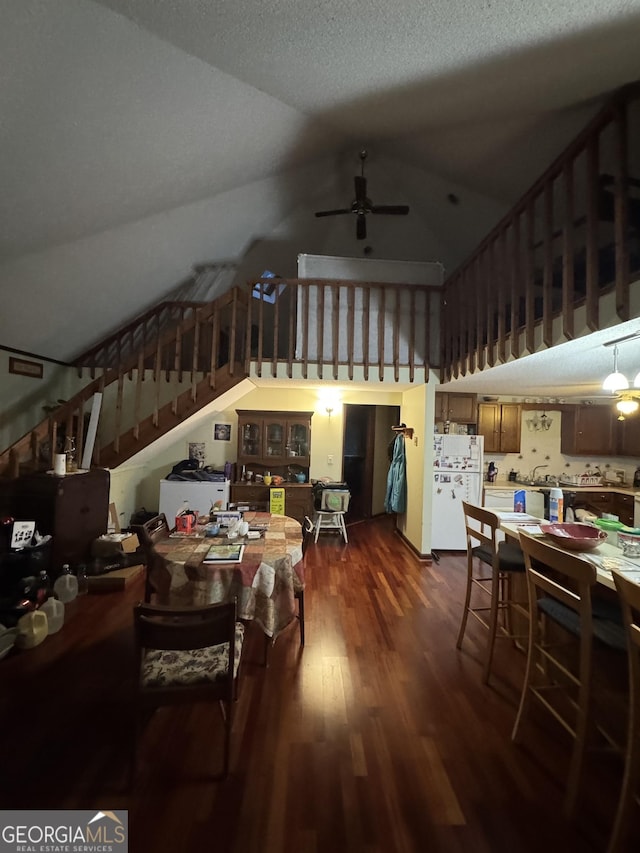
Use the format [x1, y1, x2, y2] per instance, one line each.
[203, 543, 245, 563]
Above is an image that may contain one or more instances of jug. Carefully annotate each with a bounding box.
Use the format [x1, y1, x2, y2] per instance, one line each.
[40, 597, 64, 634]
[53, 564, 78, 603]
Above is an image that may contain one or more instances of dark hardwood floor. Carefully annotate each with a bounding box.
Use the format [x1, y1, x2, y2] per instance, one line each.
[1, 515, 637, 852]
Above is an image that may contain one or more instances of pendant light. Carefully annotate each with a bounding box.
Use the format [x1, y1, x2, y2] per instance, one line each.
[602, 345, 629, 393]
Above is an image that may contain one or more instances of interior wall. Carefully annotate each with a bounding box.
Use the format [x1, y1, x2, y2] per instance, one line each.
[115, 383, 403, 520]
[373, 406, 400, 514]
[399, 378, 437, 556]
[0, 348, 86, 449]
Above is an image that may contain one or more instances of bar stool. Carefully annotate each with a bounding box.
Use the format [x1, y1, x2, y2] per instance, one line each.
[512, 532, 626, 818]
[457, 501, 528, 684]
[608, 570, 640, 852]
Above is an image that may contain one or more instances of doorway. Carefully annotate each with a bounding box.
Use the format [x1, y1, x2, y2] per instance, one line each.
[342, 404, 400, 520]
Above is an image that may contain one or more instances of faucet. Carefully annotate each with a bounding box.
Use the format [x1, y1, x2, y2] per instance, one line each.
[530, 464, 549, 484]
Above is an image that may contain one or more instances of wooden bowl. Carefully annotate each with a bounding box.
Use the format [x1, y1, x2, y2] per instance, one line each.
[541, 522, 607, 551]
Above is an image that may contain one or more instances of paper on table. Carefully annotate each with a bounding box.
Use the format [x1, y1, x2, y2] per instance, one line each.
[584, 553, 640, 572]
[494, 512, 541, 523]
[518, 524, 544, 535]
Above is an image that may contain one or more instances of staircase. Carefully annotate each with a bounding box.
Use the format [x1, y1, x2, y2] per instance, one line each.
[0, 287, 250, 478]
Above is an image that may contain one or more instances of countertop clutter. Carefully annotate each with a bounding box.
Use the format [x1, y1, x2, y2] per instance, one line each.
[485, 481, 639, 496]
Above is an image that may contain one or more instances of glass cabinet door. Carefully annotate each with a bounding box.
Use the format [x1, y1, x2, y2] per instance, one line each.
[240, 420, 262, 459]
[287, 420, 310, 462]
[265, 419, 285, 460]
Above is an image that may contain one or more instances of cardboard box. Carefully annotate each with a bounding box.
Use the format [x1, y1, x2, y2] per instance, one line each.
[87, 564, 145, 592]
[91, 532, 140, 558]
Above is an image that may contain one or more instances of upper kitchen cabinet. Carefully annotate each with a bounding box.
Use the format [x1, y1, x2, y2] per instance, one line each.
[561, 405, 615, 455]
[236, 410, 313, 468]
[477, 403, 521, 453]
[435, 392, 477, 425]
[617, 412, 640, 457]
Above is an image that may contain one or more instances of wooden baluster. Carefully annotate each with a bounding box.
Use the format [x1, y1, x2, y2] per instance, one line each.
[363, 286, 370, 381]
[317, 281, 325, 378]
[562, 159, 575, 340]
[332, 283, 340, 380]
[542, 180, 554, 347]
[613, 100, 630, 321]
[585, 135, 600, 331]
[347, 285, 355, 381]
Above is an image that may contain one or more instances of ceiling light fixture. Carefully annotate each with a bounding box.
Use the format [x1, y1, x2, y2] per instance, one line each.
[616, 396, 640, 416]
[526, 411, 553, 432]
[602, 344, 630, 393]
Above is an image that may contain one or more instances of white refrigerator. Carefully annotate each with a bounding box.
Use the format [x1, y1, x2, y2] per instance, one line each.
[431, 434, 484, 550]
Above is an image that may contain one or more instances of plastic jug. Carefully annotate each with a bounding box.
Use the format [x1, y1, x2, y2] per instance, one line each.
[53, 565, 78, 603]
[549, 488, 564, 523]
[40, 597, 64, 634]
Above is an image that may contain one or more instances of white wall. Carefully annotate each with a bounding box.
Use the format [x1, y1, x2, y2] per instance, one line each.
[398, 380, 436, 556]
[0, 348, 87, 449]
[109, 382, 404, 523]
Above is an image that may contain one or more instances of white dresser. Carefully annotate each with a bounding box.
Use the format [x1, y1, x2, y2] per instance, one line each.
[159, 479, 230, 523]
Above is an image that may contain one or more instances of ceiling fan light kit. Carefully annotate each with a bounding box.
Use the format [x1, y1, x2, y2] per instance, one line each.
[315, 150, 409, 240]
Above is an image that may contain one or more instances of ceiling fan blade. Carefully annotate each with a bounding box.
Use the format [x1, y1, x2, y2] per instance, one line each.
[370, 205, 410, 215]
[315, 208, 351, 217]
[354, 175, 367, 203]
[356, 213, 367, 240]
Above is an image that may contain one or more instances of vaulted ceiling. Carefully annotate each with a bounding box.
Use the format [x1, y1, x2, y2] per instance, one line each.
[3, 0, 640, 376]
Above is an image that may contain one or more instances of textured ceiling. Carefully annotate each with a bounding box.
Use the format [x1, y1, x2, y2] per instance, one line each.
[2, 0, 640, 392]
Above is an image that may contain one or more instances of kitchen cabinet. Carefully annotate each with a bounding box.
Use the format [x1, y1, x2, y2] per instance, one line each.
[560, 406, 615, 455]
[574, 491, 613, 518]
[477, 403, 521, 453]
[230, 483, 312, 525]
[617, 414, 640, 457]
[435, 392, 477, 424]
[613, 492, 635, 526]
[236, 410, 313, 470]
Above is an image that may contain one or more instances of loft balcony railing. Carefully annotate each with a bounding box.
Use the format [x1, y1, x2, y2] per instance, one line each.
[0, 279, 437, 477]
[441, 83, 640, 382]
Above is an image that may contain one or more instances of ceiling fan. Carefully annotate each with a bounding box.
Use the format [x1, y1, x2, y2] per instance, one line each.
[315, 150, 410, 240]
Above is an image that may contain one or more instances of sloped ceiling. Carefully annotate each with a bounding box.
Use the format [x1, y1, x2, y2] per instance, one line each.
[2, 0, 640, 393]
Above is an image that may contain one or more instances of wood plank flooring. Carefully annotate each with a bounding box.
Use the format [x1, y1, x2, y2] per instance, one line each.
[1, 515, 637, 852]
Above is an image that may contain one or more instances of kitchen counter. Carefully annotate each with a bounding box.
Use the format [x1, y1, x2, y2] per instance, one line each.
[484, 481, 638, 496]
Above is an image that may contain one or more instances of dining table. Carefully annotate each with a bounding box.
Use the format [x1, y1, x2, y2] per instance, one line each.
[150, 512, 304, 640]
[495, 511, 640, 591]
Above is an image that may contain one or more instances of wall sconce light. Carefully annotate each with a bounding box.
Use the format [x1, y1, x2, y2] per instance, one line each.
[325, 406, 334, 419]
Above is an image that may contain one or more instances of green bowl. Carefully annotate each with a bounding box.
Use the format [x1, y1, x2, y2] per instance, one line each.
[593, 518, 625, 531]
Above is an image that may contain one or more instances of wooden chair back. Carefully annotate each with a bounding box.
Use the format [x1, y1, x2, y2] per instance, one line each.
[130, 514, 171, 602]
[132, 600, 241, 778]
[608, 571, 640, 852]
[513, 531, 598, 817]
[461, 501, 500, 563]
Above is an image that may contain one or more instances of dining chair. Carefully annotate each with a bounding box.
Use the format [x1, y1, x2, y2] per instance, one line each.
[313, 490, 350, 544]
[131, 513, 171, 602]
[512, 532, 626, 818]
[456, 501, 529, 684]
[608, 570, 640, 852]
[132, 599, 244, 779]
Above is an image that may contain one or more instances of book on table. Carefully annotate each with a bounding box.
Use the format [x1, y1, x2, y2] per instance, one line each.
[203, 543, 245, 563]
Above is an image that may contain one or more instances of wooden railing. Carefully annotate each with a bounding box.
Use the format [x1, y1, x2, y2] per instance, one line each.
[0, 279, 436, 477]
[442, 83, 640, 382]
